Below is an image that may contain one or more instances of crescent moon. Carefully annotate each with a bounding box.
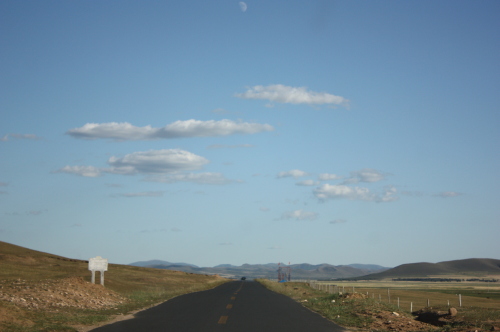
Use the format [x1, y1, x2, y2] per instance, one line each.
[239, 2, 247, 12]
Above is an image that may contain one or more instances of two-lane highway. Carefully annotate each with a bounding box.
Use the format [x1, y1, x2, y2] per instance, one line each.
[91, 281, 346, 332]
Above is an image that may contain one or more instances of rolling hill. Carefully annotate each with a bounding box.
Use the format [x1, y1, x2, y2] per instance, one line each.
[349, 258, 500, 280]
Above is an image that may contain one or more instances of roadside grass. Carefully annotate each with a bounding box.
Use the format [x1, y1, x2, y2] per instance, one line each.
[257, 279, 500, 331]
[0, 241, 228, 331]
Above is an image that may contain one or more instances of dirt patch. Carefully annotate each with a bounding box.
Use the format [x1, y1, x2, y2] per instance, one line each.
[0, 277, 127, 312]
[363, 310, 438, 331]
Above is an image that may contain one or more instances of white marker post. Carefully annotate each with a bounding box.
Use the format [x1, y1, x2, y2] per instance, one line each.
[89, 256, 108, 286]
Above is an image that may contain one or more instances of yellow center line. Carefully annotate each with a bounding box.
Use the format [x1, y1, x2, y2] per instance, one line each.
[231, 296, 236, 300]
[218, 315, 228, 324]
[226, 304, 233, 309]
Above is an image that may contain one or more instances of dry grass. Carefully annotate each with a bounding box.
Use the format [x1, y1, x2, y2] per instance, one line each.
[258, 279, 500, 331]
[0, 241, 228, 331]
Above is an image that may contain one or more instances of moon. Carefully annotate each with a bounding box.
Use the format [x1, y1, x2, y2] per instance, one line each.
[239, 1, 247, 12]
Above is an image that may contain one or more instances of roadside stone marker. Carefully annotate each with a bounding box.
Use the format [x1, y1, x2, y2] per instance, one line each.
[89, 256, 108, 286]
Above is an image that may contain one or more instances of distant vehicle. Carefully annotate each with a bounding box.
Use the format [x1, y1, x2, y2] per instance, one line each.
[241, 277, 246, 280]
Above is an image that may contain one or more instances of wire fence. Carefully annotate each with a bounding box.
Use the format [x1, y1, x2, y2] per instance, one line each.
[307, 281, 465, 312]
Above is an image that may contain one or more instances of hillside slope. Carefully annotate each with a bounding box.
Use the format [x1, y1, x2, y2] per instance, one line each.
[353, 258, 500, 280]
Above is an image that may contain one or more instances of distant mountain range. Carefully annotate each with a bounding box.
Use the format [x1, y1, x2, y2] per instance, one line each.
[129, 258, 500, 280]
[128, 260, 389, 280]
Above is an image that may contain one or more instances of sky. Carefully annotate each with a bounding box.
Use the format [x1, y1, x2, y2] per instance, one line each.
[1, 0, 499, 268]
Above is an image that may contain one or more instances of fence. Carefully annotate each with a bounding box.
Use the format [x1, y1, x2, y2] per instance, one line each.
[307, 281, 465, 312]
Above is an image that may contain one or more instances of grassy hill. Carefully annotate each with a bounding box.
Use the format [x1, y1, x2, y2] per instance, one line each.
[352, 258, 500, 280]
[0, 241, 227, 331]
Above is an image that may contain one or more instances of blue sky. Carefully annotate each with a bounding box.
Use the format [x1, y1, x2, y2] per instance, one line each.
[1, 0, 499, 268]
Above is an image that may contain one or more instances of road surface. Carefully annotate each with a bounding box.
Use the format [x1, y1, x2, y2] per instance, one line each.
[91, 281, 346, 332]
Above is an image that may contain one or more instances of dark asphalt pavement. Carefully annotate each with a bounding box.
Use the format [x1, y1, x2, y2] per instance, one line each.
[91, 281, 346, 332]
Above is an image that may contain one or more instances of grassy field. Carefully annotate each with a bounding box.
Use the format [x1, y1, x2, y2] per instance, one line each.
[258, 279, 500, 331]
[0, 241, 228, 331]
[313, 280, 500, 311]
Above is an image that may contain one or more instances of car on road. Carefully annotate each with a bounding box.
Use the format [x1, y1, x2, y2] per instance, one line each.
[240, 276, 246, 280]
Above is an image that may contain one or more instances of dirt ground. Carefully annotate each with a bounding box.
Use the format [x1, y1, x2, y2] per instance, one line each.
[0, 277, 126, 313]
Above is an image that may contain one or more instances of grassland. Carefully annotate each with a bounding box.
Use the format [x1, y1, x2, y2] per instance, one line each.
[257, 279, 500, 331]
[0, 241, 228, 331]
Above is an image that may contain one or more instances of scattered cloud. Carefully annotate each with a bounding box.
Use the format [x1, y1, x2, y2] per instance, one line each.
[277, 169, 308, 179]
[56, 165, 103, 177]
[112, 191, 164, 198]
[71, 223, 83, 227]
[235, 84, 349, 106]
[296, 180, 320, 186]
[433, 191, 463, 198]
[145, 172, 240, 185]
[0, 191, 8, 195]
[342, 168, 388, 184]
[56, 149, 209, 177]
[268, 245, 282, 250]
[318, 173, 343, 181]
[66, 119, 274, 141]
[0, 182, 8, 187]
[281, 209, 318, 221]
[1, 133, 42, 141]
[219, 242, 233, 246]
[239, 1, 247, 12]
[171, 227, 182, 232]
[259, 207, 270, 212]
[329, 219, 347, 224]
[207, 144, 254, 149]
[314, 184, 398, 203]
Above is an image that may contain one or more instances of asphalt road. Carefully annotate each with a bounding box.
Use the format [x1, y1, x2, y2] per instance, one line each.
[91, 281, 346, 332]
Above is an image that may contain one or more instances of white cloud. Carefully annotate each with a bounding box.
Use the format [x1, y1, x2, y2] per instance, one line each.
[343, 168, 387, 184]
[314, 184, 375, 201]
[66, 119, 274, 141]
[259, 207, 270, 212]
[318, 173, 343, 181]
[314, 184, 398, 202]
[277, 169, 308, 179]
[56, 165, 103, 177]
[433, 191, 463, 198]
[108, 149, 208, 174]
[56, 149, 209, 177]
[145, 172, 239, 185]
[296, 180, 320, 186]
[235, 84, 349, 106]
[329, 219, 347, 224]
[1, 133, 42, 141]
[379, 186, 398, 202]
[281, 209, 318, 221]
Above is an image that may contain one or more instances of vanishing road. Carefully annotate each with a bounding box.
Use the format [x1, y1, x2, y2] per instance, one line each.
[91, 281, 346, 332]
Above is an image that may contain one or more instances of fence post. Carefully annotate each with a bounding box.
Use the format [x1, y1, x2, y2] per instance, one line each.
[411, 302, 413, 312]
[459, 294, 462, 307]
[388, 288, 391, 303]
